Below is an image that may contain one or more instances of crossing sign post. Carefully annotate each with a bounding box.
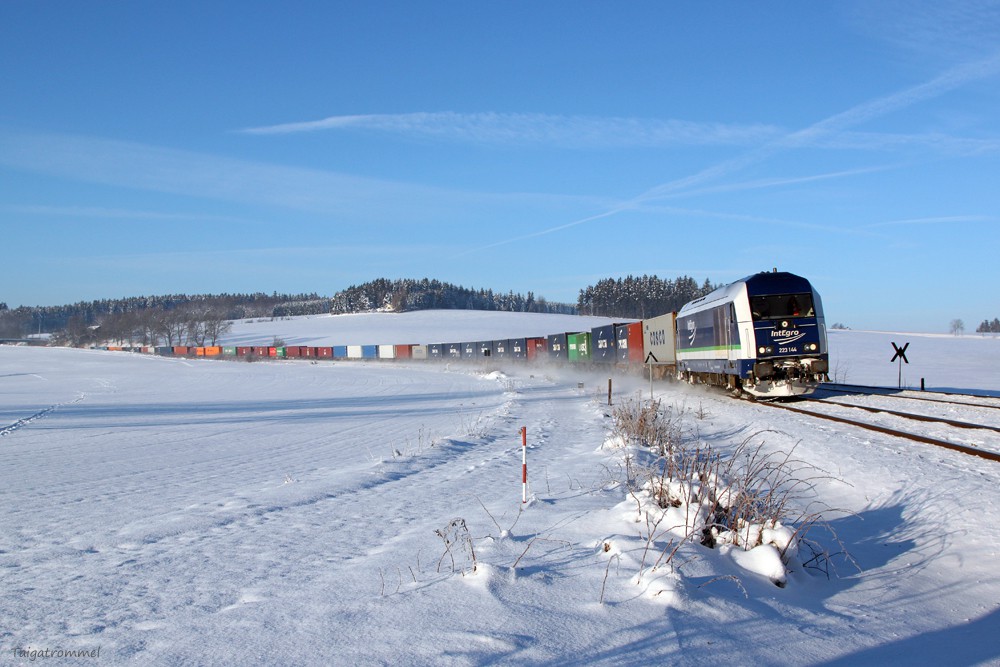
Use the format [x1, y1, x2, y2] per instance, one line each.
[891, 342, 909, 388]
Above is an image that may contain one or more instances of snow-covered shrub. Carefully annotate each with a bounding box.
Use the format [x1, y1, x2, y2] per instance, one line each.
[610, 400, 829, 587]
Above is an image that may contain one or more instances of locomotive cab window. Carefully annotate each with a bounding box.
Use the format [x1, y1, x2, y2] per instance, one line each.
[750, 293, 814, 320]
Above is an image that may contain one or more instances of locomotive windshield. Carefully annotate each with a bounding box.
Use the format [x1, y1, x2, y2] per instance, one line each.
[750, 293, 814, 320]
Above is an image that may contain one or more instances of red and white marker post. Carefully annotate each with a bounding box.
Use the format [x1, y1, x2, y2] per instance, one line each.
[521, 426, 528, 503]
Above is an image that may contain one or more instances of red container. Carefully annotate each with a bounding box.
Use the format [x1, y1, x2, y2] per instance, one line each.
[315, 347, 333, 358]
[285, 346, 301, 358]
[174, 346, 189, 355]
[526, 337, 547, 361]
[237, 347, 252, 356]
[394, 344, 413, 359]
[625, 322, 644, 363]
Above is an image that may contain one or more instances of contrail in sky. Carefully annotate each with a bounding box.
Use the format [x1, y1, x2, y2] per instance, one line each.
[459, 50, 1000, 256]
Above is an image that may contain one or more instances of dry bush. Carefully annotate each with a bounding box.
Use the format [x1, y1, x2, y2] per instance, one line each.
[609, 398, 839, 585]
[435, 518, 478, 575]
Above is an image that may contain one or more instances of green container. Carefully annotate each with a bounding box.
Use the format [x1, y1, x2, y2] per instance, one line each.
[567, 332, 591, 362]
[275, 347, 286, 358]
[223, 346, 237, 356]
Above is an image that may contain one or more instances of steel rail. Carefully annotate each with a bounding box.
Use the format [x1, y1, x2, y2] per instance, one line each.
[817, 383, 1000, 411]
[758, 401, 1000, 464]
[804, 399, 1000, 434]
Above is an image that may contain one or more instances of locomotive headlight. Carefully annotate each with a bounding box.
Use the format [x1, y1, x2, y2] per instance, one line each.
[758, 345, 773, 355]
[805, 343, 818, 352]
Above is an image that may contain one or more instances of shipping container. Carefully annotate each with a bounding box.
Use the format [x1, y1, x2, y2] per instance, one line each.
[462, 341, 477, 360]
[615, 322, 644, 364]
[642, 312, 678, 378]
[477, 341, 494, 359]
[236, 347, 252, 356]
[446, 343, 463, 359]
[155, 346, 173, 356]
[411, 345, 428, 360]
[315, 347, 333, 358]
[222, 346, 237, 356]
[527, 337, 547, 361]
[378, 344, 396, 359]
[347, 345, 363, 359]
[493, 339, 510, 359]
[286, 346, 301, 358]
[394, 345, 413, 359]
[361, 345, 378, 359]
[546, 333, 568, 362]
[509, 337, 528, 361]
[203, 346, 222, 356]
[590, 324, 620, 364]
[269, 347, 279, 357]
[427, 344, 444, 360]
[333, 346, 348, 359]
[567, 332, 591, 362]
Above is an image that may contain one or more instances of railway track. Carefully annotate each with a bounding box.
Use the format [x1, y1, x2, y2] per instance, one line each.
[758, 398, 1000, 463]
[817, 382, 1000, 410]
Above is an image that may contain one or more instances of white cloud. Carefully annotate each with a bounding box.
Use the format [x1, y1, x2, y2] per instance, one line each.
[240, 112, 782, 149]
[847, 1, 1000, 62]
[0, 130, 595, 221]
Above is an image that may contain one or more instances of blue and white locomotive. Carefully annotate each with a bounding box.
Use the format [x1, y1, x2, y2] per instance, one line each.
[675, 270, 829, 398]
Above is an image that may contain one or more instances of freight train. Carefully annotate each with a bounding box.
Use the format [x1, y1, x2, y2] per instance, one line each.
[103, 270, 829, 398]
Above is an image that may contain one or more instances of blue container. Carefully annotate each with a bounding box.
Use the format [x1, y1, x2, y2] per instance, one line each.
[333, 345, 348, 359]
[361, 345, 378, 359]
[591, 324, 619, 364]
[446, 342, 463, 359]
[462, 342, 477, 360]
[509, 337, 528, 361]
[477, 341, 494, 359]
[546, 333, 568, 361]
[428, 344, 444, 360]
[493, 339, 511, 359]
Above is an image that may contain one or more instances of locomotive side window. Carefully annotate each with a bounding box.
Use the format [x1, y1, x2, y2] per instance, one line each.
[750, 293, 814, 320]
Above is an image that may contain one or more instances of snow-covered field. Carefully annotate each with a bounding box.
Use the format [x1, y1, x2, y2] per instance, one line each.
[3, 313, 1000, 665]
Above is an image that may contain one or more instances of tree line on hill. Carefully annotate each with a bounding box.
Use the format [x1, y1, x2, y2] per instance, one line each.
[328, 278, 574, 315]
[576, 275, 716, 318]
[0, 293, 324, 347]
[1, 274, 716, 346]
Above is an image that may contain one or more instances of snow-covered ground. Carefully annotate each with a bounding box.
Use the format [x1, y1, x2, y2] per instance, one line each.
[3, 315, 1000, 665]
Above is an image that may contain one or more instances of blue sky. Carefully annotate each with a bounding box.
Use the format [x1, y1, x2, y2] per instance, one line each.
[2, 2, 998, 333]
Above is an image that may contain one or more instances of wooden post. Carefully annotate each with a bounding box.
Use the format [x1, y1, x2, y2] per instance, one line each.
[521, 426, 527, 503]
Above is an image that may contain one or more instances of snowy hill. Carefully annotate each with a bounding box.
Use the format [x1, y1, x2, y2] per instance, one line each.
[220, 309, 632, 347]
